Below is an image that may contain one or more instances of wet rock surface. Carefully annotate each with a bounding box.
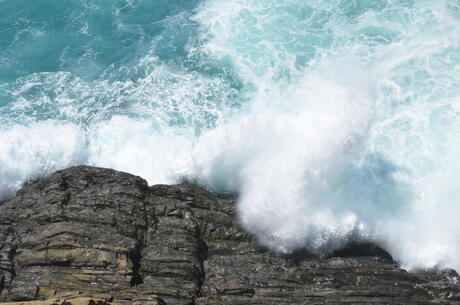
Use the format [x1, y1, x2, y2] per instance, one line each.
[0, 166, 459, 305]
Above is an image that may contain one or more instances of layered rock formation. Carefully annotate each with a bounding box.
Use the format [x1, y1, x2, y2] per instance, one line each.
[0, 166, 459, 305]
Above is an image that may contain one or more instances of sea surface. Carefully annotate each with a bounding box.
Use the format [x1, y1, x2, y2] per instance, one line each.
[1, 0, 460, 271]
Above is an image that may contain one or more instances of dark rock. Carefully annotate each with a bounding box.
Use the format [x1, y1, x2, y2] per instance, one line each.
[0, 165, 459, 305]
[329, 241, 393, 261]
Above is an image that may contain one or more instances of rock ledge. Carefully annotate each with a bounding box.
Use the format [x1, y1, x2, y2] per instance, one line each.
[1, 166, 459, 305]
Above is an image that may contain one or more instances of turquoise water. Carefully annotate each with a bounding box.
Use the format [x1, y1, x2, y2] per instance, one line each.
[1, 0, 460, 271]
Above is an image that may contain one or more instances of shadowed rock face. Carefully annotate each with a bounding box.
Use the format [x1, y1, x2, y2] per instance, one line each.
[0, 166, 459, 305]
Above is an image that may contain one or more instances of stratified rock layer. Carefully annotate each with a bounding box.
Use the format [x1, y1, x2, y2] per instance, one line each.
[0, 166, 459, 305]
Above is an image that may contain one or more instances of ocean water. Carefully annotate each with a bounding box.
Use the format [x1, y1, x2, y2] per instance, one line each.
[1, 0, 460, 271]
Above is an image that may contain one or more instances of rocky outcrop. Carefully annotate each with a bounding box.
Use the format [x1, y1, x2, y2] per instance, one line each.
[2, 297, 140, 305]
[0, 166, 459, 305]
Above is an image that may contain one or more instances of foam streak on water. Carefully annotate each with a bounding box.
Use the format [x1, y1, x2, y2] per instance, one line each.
[1, 0, 460, 271]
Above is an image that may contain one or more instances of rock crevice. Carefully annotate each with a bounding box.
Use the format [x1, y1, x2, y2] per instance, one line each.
[0, 166, 459, 305]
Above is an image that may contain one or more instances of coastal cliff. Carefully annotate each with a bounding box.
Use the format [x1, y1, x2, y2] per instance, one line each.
[0, 166, 459, 305]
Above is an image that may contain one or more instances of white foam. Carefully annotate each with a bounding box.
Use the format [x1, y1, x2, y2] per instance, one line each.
[0, 121, 87, 201]
[87, 116, 195, 185]
[193, 0, 460, 270]
[192, 69, 375, 253]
